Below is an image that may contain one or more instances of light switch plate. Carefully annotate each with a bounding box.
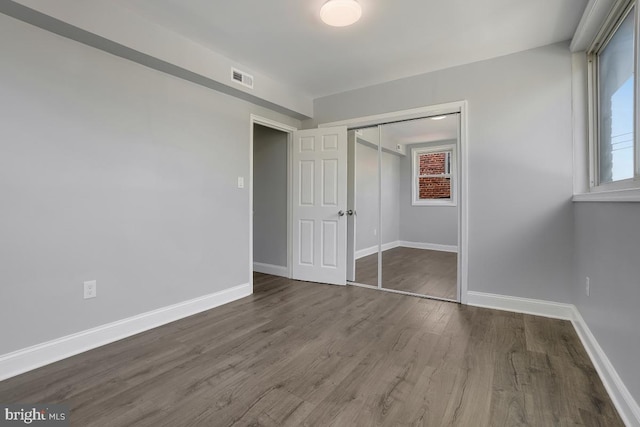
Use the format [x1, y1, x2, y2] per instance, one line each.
[237, 176, 244, 188]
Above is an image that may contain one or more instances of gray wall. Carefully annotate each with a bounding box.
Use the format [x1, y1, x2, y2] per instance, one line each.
[573, 202, 640, 401]
[355, 142, 379, 251]
[310, 42, 575, 302]
[0, 14, 299, 355]
[355, 142, 401, 252]
[381, 149, 401, 248]
[399, 140, 458, 246]
[570, 51, 640, 408]
[253, 125, 288, 267]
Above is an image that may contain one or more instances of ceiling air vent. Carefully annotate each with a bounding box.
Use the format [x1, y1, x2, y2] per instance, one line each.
[231, 68, 254, 89]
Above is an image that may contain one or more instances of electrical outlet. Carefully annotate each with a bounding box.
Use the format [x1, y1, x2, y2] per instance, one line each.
[585, 277, 590, 296]
[373, 228, 377, 236]
[84, 280, 97, 299]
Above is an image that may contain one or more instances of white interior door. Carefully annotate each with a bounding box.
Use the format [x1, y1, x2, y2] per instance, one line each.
[292, 126, 347, 285]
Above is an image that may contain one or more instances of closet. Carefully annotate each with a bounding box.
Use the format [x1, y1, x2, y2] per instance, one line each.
[347, 115, 460, 301]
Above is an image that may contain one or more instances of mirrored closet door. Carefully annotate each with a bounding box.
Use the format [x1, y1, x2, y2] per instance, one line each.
[347, 126, 379, 287]
[347, 115, 460, 301]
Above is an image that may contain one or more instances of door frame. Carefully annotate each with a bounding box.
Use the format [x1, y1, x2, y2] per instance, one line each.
[249, 115, 297, 291]
[319, 100, 469, 304]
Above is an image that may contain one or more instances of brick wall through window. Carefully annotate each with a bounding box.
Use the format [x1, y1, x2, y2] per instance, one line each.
[419, 176, 451, 199]
[418, 152, 451, 199]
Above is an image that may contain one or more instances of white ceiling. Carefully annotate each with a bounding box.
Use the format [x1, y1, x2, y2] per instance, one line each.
[383, 115, 459, 145]
[116, 0, 587, 98]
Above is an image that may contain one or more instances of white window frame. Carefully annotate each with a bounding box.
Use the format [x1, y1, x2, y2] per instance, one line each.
[411, 144, 457, 206]
[587, 0, 639, 193]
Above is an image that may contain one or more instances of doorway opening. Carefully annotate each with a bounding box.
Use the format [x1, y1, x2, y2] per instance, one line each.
[249, 116, 297, 290]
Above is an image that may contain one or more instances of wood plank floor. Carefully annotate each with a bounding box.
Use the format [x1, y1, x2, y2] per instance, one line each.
[0, 273, 622, 426]
[356, 247, 457, 299]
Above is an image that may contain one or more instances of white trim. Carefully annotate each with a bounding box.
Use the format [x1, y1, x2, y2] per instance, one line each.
[585, 1, 640, 194]
[591, 178, 640, 194]
[252, 262, 288, 277]
[348, 282, 378, 290]
[349, 282, 458, 303]
[250, 115, 298, 134]
[0, 283, 251, 382]
[250, 118, 254, 290]
[377, 126, 383, 289]
[573, 52, 590, 194]
[458, 103, 469, 304]
[466, 291, 640, 426]
[319, 100, 469, 304]
[355, 245, 380, 260]
[379, 241, 399, 253]
[355, 241, 401, 260]
[249, 114, 297, 288]
[355, 241, 458, 259]
[411, 144, 457, 207]
[319, 101, 467, 129]
[571, 307, 640, 427]
[571, 0, 618, 51]
[375, 287, 457, 303]
[573, 187, 640, 202]
[399, 241, 458, 253]
[466, 291, 574, 320]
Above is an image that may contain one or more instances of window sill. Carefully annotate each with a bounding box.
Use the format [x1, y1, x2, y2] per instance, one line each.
[412, 201, 457, 207]
[573, 188, 640, 203]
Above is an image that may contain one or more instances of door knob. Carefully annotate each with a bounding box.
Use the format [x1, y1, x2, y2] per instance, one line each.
[338, 210, 345, 216]
[346, 210, 354, 216]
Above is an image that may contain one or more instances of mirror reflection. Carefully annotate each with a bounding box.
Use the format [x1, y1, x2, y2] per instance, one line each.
[348, 126, 379, 287]
[347, 115, 460, 301]
[380, 115, 459, 299]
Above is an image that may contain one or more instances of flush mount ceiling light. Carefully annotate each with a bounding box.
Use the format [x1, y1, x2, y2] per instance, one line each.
[320, 0, 362, 27]
[430, 115, 448, 120]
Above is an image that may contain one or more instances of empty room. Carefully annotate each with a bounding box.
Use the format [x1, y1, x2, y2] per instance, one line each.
[1, 0, 639, 426]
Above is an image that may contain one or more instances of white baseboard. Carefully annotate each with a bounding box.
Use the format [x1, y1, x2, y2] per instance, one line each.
[466, 291, 640, 426]
[0, 282, 252, 382]
[570, 307, 640, 427]
[355, 245, 378, 260]
[399, 241, 458, 253]
[253, 262, 288, 278]
[355, 240, 457, 259]
[355, 241, 400, 259]
[466, 291, 574, 320]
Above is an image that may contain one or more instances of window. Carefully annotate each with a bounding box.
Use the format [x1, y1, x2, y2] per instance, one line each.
[589, 1, 638, 191]
[412, 145, 456, 206]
